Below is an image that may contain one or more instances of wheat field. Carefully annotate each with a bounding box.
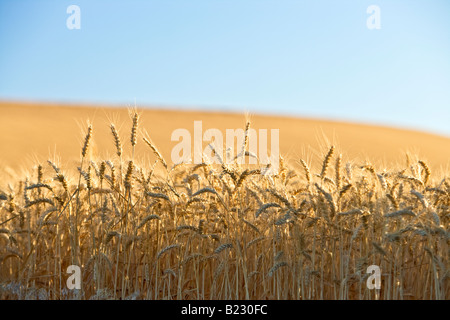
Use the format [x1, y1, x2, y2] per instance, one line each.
[0, 107, 448, 300]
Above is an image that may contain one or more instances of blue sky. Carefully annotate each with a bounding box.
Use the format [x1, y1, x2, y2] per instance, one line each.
[0, 0, 449, 136]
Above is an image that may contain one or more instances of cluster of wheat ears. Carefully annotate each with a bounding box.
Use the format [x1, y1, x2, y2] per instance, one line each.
[0, 111, 448, 300]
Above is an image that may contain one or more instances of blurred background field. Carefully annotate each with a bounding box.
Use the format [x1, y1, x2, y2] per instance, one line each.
[1, 101, 449, 181]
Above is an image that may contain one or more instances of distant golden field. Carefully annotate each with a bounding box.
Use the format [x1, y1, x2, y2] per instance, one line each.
[1, 101, 450, 177]
[0, 101, 448, 300]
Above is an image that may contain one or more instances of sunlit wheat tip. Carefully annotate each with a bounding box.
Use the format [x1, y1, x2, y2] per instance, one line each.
[131, 112, 139, 147]
[82, 125, 93, 158]
[268, 262, 288, 277]
[214, 243, 233, 254]
[157, 244, 180, 259]
[320, 145, 335, 178]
